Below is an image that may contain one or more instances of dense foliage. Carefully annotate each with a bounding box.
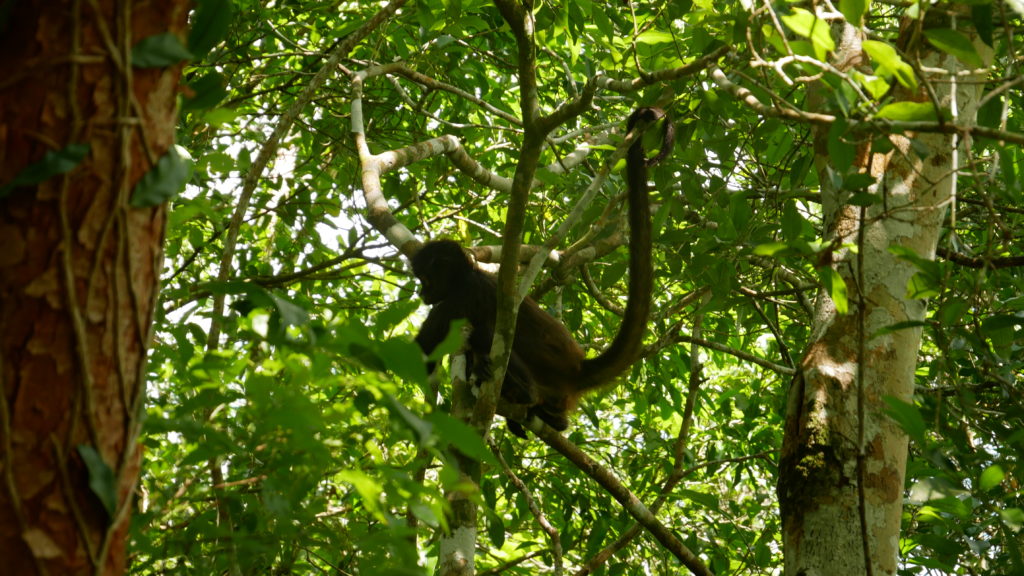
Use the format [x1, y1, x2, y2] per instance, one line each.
[130, 1, 1022, 574]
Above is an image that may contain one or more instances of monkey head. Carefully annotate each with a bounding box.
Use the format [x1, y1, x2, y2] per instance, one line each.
[411, 240, 474, 304]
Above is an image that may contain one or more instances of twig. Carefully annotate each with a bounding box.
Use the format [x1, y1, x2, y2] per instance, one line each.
[489, 437, 563, 574]
[525, 416, 715, 576]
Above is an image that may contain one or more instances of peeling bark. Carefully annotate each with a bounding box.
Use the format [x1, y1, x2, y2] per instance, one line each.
[778, 14, 985, 576]
[0, 2, 187, 574]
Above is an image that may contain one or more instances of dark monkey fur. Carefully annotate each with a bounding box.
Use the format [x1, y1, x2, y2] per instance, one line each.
[413, 108, 674, 435]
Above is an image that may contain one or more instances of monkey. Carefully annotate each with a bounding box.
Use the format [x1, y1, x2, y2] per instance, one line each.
[412, 240, 545, 417]
[412, 107, 674, 436]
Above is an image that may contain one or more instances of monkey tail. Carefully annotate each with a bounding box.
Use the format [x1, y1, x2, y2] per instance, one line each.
[578, 107, 674, 390]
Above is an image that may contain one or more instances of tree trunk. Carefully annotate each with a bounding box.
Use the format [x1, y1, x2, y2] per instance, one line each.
[778, 14, 984, 576]
[0, 1, 187, 574]
[439, 349, 479, 576]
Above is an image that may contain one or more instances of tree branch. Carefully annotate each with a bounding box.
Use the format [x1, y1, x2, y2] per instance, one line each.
[711, 67, 1024, 146]
[513, 410, 715, 576]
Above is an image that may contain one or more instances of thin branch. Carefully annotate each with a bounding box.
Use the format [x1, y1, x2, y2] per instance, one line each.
[711, 67, 1024, 146]
[937, 247, 1024, 269]
[209, 0, 411, 346]
[365, 62, 522, 126]
[598, 44, 732, 93]
[521, 413, 715, 576]
[489, 437, 563, 574]
[669, 333, 796, 376]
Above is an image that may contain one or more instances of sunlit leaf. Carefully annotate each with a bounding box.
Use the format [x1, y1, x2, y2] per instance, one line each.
[386, 396, 434, 444]
[979, 465, 1005, 492]
[875, 101, 939, 122]
[839, 0, 870, 26]
[427, 411, 497, 466]
[923, 28, 984, 69]
[636, 30, 675, 45]
[337, 471, 386, 521]
[780, 8, 835, 57]
[753, 242, 789, 256]
[819, 267, 848, 314]
[862, 39, 917, 90]
[1002, 508, 1024, 531]
[130, 145, 192, 207]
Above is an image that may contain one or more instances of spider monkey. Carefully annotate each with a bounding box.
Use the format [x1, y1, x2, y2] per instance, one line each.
[413, 107, 674, 436]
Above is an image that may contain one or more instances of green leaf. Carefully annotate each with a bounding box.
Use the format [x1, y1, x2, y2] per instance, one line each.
[844, 173, 876, 191]
[981, 314, 1024, 331]
[888, 244, 928, 266]
[132, 33, 192, 68]
[875, 101, 938, 122]
[635, 30, 675, 45]
[819, 267, 848, 314]
[485, 511, 506, 548]
[780, 8, 835, 57]
[337, 470, 385, 521]
[927, 496, 972, 518]
[188, 0, 233, 57]
[729, 191, 753, 230]
[0, 143, 90, 197]
[839, 0, 870, 26]
[979, 465, 1004, 492]
[847, 191, 878, 206]
[1001, 507, 1024, 531]
[202, 107, 240, 127]
[130, 145, 192, 207]
[862, 40, 916, 90]
[182, 72, 227, 112]
[827, 119, 855, 173]
[781, 202, 803, 242]
[906, 270, 940, 299]
[883, 396, 927, 444]
[386, 396, 434, 445]
[982, 314, 1021, 360]
[972, 3, 994, 46]
[270, 294, 309, 328]
[936, 298, 968, 325]
[753, 242, 788, 257]
[201, 151, 235, 174]
[427, 319, 469, 363]
[374, 298, 420, 331]
[679, 488, 720, 511]
[871, 320, 927, 338]
[77, 445, 117, 519]
[427, 411, 497, 466]
[853, 70, 891, 100]
[923, 28, 984, 69]
[376, 338, 429, 384]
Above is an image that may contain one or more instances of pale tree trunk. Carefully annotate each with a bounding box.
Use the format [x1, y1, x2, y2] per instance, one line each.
[0, 1, 187, 574]
[778, 15, 985, 576]
[439, 344, 478, 576]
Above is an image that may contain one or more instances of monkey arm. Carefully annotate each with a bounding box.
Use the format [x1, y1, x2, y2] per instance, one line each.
[415, 302, 466, 374]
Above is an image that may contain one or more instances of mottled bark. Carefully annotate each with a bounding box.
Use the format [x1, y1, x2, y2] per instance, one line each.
[0, 1, 187, 574]
[778, 14, 984, 576]
[439, 347, 478, 576]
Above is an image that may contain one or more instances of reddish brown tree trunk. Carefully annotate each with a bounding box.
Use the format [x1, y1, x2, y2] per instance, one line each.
[0, 2, 187, 574]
